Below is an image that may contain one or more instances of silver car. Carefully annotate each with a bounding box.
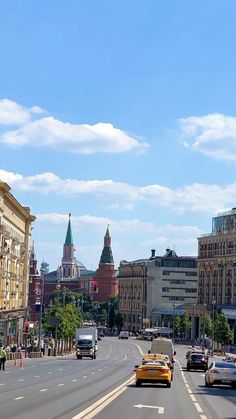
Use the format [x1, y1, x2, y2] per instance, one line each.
[205, 361, 236, 388]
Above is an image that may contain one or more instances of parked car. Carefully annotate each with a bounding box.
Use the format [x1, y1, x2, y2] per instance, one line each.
[186, 352, 208, 371]
[205, 361, 236, 388]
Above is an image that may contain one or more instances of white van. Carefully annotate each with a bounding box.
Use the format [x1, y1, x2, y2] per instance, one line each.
[119, 331, 129, 339]
[150, 337, 176, 363]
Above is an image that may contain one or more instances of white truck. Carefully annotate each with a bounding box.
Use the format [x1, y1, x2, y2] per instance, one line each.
[75, 327, 98, 359]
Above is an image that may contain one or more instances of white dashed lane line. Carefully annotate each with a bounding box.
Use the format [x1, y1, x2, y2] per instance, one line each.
[40, 389, 48, 392]
[177, 360, 207, 419]
[14, 396, 24, 400]
[57, 383, 64, 387]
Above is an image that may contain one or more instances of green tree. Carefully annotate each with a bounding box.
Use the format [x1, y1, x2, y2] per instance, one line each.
[115, 312, 124, 331]
[180, 313, 191, 340]
[109, 305, 116, 329]
[173, 314, 180, 337]
[214, 313, 232, 348]
[200, 314, 212, 337]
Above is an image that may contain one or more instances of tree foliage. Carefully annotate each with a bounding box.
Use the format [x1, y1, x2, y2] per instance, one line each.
[214, 313, 232, 345]
[200, 314, 212, 337]
[180, 313, 191, 338]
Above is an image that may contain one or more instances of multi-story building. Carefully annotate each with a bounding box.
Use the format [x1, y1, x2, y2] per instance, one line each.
[198, 208, 236, 306]
[198, 208, 236, 343]
[118, 259, 148, 331]
[118, 248, 198, 332]
[0, 181, 35, 346]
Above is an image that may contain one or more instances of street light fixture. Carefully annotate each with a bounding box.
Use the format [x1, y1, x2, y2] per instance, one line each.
[107, 301, 111, 331]
[38, 265, 46, 352]
[172, 303, 176, 343]
[212, 298, 216, 356]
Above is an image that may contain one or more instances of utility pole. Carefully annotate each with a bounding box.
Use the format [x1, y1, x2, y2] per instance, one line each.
[212, 298, 216, 356]
[38, 265, 45, 352]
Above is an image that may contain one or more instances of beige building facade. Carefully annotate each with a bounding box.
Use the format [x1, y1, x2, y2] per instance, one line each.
[118, 249, 198, 332]
[0, 182, 35, 346]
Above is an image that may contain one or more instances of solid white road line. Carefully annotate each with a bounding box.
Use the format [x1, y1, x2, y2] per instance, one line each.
[72, 375, 135, 419]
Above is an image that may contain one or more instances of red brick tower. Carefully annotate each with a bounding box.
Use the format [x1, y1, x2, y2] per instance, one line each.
[95, 226, 118, 301]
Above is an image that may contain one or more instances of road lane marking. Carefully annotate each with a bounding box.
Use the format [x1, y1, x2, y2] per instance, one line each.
[34, 375, 40, 378]
[98, 369, 102, 371]
[40, 389, 47, 392]
[57, 384, 64, 387]
[134, 404, 164, 413]
[0, 383, 4, 386]
[177, 359, 205, 417]
[91, 372, 95, 374]
[72, 379, 78, 382]
[18, 379, 24, 382]
[72, 375, 134, 419]
[190, 394, 197, 402]
[194, 403, 203, 413]
[14, 396, 24, 400]
[83, 376, 87, 378]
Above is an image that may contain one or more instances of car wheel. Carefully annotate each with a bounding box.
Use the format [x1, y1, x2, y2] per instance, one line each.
[136, 380, 141, 387]
[187, 366, 190, 371]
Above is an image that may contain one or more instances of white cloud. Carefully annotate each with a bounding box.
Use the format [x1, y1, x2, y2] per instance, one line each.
[0, 99, 44, 125]
[180, 113, 236, 161]
[1, 168, 236, 215]
[0, 109, 149, 154]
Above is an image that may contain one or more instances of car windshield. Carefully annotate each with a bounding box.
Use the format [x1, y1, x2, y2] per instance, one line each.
[191, 355, 204, 360]
[214, 362, 236, 369]
[78, 339, 92, 345]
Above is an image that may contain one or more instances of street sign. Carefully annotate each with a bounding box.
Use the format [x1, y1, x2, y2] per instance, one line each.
[9, 327, 16, 335]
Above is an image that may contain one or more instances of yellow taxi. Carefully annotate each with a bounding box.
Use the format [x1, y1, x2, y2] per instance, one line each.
[135, 358, 172, 387]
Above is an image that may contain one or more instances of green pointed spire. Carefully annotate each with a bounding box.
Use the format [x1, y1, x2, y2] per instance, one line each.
[99, 225, 114, 264]
[65, 213, 74, 246]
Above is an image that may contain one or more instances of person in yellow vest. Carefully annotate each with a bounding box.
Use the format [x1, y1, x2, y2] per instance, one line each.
[0, 347, 7, 370]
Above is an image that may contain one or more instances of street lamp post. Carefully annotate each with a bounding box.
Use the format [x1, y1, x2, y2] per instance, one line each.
[53, 312, 59, 356]
[38, 266, 46, 352]
[212, 299, 216, 356]
[172, 303, 176, 343]
[107, 301, 111, 332]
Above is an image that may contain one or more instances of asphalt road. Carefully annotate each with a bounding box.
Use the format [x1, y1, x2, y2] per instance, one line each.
[0, 338, 235, 419]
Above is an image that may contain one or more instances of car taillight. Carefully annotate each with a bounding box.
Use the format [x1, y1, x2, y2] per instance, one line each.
[210, 369, 219, 374]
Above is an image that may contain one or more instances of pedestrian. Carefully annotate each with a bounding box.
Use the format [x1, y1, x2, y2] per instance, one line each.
[0, 347, 7, 370]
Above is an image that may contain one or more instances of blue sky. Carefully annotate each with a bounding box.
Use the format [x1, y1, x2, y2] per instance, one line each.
[1, 1, 236, 271]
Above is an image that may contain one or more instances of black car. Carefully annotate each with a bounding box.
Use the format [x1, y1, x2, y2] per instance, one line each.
[186, 352, 208, 371]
